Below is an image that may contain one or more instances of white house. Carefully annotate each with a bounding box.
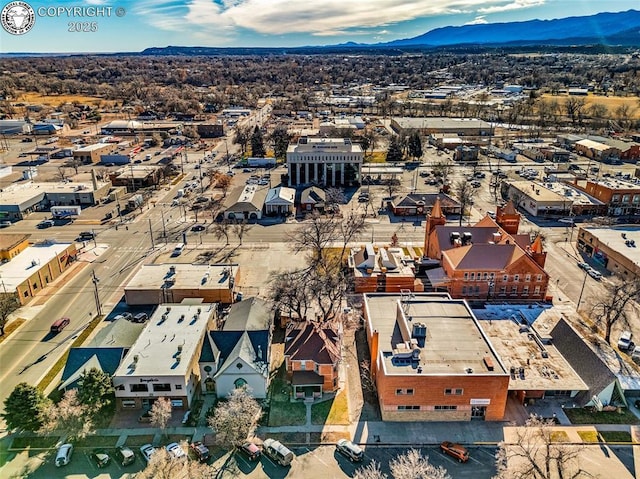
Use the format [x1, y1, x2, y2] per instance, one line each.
[264, 186, 295, 215]
[199, 297, 272, 399]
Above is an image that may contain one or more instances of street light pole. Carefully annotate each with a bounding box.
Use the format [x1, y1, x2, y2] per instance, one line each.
[148, 217, 155, 249]
[91, 270, 102, 317]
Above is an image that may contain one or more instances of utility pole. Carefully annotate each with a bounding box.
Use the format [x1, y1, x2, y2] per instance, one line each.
[91, 270, 102, 317]
[148, 217, 155, 249]
[576, 270, 588, 312]
[161, 208, 167, 240]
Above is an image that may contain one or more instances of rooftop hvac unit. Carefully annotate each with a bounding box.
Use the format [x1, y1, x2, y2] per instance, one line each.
[178, 314, 185, 322]
[166, 307, 171, 313]
[450, 231, 460, 243]
[169, 266, 176, 274]
[412, 322, 427, 339]
[197, 308, 201, 314]
[177, 345, 183, 353]
[175, 353, 181, 363]
[465, 367, 474, 374]
[133, 355, 138, 363]
[462, 232, 473, 244]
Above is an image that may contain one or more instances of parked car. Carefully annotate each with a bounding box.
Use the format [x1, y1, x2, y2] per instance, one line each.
[90, 449, 110, 468]
[440, 441, 469, 463]
[577, 262, 589, 270]
[166, 442, 187, 460]
[0, 221, 11, 228]
[618, 331, 633, 351]
[114, 312, 133, 321]
[191, 224, 206, 232]
[138, 410, 152, 423]
[587, 268, 602, 280]
[114, 446, 136, 466]
[262, 439, 293, 466]
[132, 312, 148, 323]
[335, 439, 364, 462]
[239, 441, 261, 461]
[79, 231, 95, 240]
[190, 441, 210, 462]
[55, 443, 73, 467]
[140, 444, 156, 463]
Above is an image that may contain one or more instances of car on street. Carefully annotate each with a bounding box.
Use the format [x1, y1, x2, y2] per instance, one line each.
[191, 224, 206, 232]
[440, 441, 469, 463]
[194, 196, 209, 203]
[577, 261, 589, 270]
[239, 441, 261, 461]
[55, 443, 73, 467]
[190, 441, 210, 462]
[90, 449, 111, 468]
[140, 444, 156, 463]
[471, 180, 481, 187]
[0, 220, 11, 228]
[558, 218, 575, 225]
[37, 219, 55, 228]
[618, 331, 633, 351]
[114, 446, 136, 466]
[166, 442, 187, 460]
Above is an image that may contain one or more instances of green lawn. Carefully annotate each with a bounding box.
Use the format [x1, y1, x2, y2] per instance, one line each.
[122, 434, 155, 447]
[599, 431, 633, 443]
[268, 400, 306, 426]
[10, 436, 59, 450]
[74, 435, 119, 448]
[564, 408, 640, 425]
[311, 392, 349, 425]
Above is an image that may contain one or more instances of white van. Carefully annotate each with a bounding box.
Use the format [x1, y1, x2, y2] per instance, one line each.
[263, 438, 294, 466]
[172, 243, 184, 256]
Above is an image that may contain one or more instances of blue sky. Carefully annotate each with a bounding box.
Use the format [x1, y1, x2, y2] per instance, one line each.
[0, 0, 637, 53]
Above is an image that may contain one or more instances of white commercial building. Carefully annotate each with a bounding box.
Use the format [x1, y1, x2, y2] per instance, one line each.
[286, 137, 363, 187]
[112, 303, 217, 411]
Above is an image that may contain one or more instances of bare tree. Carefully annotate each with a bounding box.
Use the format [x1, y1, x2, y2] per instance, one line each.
[453, 179, 476, 227]
[40, 389, 93, 439]
[390, 448, 451, 479]
[564, 96, 586, 125]
[207, 386, 262, 449]
[354, 460, 388, 479]
[495, 415, 592, 479]
[150, 397, 172, 431]
[0, 294, 19, 336]
[360, 360, 377, 395]
[382, 177, 401, 199]
[138, 443, 215, 479]
[232, 219, 253, 245]
[211, 219, 231, 245]
[590, 276, 640, 343]
[325, 187, 346, 207]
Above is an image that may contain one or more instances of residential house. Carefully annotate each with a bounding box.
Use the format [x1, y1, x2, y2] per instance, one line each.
[264, 186, 296, 216]
[284, 321, 341, 399]
[388, 193, 461, 217]
[222, 184, 269, 220]
[199, 297, 271, 399]
[298, 186, 326, 213]
[59, 347, 127, 390]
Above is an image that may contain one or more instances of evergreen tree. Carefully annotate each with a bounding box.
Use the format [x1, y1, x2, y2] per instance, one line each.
[251, 125, 266, 157]
[407, 132, 423, 160]
[2, 383, 49, 431]
[270, 125, 291, 160]
[77, 367, 114, 413]
[385, 136, 404, 162]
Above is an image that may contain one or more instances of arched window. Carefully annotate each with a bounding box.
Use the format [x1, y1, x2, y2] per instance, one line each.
[234, 378, 247, 389]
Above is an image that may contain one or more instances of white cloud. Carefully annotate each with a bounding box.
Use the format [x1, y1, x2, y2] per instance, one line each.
[478, 0, 546, 15]
[466, 15, 488, 24]
[134, 0, 548, 40]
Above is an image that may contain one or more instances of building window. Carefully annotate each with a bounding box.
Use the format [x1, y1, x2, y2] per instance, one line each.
[502, 274, 508, 282]
[300, 362, 306, 371]
[536, 274, 543, 282]
[462, 286, 467, 295]
[130, 384, 148, 392]
[463, 272, 468, 280]
[434, 405, 458, 410]
[397, 405, 420, 410]
[525, 274, 531, 282]
[474, 286, 480, 296]
[234, 378, 247, 389]
[623, 194, 630, 204]
[175, 385, 182, 390]
[121, 400, 136, 408]
[612, 194, 621, 203]
[500, 286, 507, 295]
[633, 195, 640, 204]
[396, 389, 404, 395]
[470, 272, 475, 281]
[406, 389, 414, 395]
[511, 286, 518, 295]
[483, 272, 488, 280]
[534, 286, 541, 295]
[514, 274, 520, 282]
[489, 272, 495, 280]
[153, 383, 172, 392]
[522, 286, 529, 296]
[444, 388, 463, 395]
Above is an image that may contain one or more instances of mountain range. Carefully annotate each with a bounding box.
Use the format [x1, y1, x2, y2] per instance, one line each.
[380, 9, 640, 48]
[141, 9, 640, 56]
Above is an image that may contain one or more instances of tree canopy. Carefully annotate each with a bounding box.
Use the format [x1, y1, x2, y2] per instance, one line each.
[2, 383, 49, 432]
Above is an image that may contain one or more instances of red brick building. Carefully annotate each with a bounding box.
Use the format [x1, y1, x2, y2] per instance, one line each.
[284, 322, 341, 399]
[364, 293, 509, 421]
[571, 178, 640, 217]
[423, 200, 550, 302]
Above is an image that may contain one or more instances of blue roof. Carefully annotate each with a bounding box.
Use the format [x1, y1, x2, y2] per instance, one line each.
[61, 347, 126, 388]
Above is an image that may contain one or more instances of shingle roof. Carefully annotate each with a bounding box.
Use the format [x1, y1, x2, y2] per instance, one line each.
[285, 322, 340, 365]
[299, 186, 326, 205]
[443, 244, 522, 270]
[60, 347, 127, 389]
[224, 297, 271, 331]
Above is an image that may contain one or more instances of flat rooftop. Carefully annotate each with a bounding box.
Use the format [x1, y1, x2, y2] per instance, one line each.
[582, 226, 640, 269]
[364, 293, 507, 376]
[480, 315, 587, 392]
[544, 182, 603, 207]
[125, 263, 237, 290]
[509, 180, 566, 203]
[0, 242, 73, 290]
[0, 234, 29, 251]
[114, 303, 215, 378]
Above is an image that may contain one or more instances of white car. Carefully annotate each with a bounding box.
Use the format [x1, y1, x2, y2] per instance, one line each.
[55, 443, 73, 467]
[165, 442, 187, 460]
[140, 444, 156, 463]
[587, 268, 602, 280]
